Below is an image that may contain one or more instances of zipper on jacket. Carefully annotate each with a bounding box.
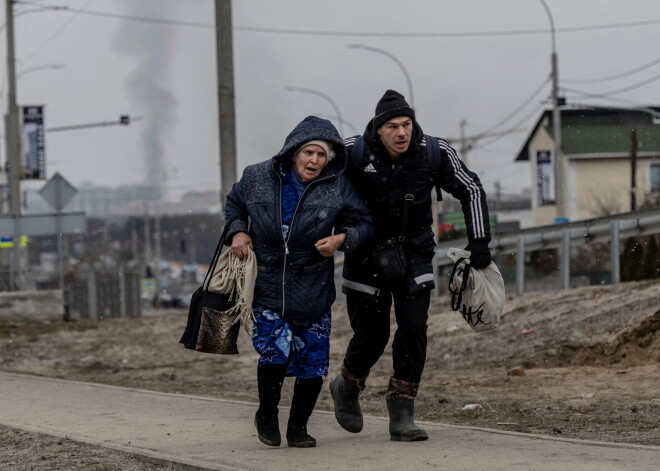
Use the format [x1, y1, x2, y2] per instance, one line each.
[275, 162, 334, 318]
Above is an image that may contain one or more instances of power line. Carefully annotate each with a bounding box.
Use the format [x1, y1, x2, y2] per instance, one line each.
[476, 75, 551, 137]
[15, 1, 660, 37]
[564, 71, 660, 99]
[563, 54, 660, 84]
[233, 19, 660, 38]
[16, 1, 214, 29]
[21, 0, 95, 63]
[470, 104, 546, 151]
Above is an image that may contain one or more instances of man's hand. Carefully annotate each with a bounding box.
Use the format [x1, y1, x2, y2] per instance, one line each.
[315, 233, 346, 257]
[465, 242, 491, 269]
[231, 232, 253, 259]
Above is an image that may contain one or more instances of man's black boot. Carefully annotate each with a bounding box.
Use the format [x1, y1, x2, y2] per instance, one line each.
[286, 377, 322, 448]
[328, 364, 366, 433]
[255, 364, 287, 446]
[386, 377, 428, 442]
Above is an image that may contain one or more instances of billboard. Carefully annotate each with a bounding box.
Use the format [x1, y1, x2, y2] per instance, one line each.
[21, 105, 46, 180]
[536, 150, 555, 205]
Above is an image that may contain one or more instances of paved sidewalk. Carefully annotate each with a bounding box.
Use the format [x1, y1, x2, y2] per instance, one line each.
[0, 372, 657, 471]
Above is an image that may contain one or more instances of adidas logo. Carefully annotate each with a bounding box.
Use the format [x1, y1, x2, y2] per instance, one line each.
[363, 163, 377, 173]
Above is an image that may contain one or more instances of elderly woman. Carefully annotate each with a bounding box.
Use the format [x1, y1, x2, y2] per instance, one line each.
[224, 116, 373, 448]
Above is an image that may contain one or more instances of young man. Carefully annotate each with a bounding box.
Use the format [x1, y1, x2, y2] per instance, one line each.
[329, 90, 491, 441]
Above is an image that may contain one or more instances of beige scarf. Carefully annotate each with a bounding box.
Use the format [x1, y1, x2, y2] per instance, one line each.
[208, 246, 257, 334]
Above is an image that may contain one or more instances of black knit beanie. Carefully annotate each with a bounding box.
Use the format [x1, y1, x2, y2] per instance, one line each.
[372, 90, 415, 130]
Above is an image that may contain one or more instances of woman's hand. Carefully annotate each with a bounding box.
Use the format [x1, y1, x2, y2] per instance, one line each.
[231, 232, 253, 259]
[314, 233, 346, 257]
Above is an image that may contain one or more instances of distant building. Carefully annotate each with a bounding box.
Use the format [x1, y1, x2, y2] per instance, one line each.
[516, 107, 660, 225]
[22, 182, 220, 218]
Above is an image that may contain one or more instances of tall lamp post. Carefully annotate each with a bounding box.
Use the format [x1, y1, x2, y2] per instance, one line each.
[314, 113, 359, 136]
[348, 44, 414, 108]
[16, 63, 64, 80]
[284, 86, 344, 136]
[538, 0, 566, 220]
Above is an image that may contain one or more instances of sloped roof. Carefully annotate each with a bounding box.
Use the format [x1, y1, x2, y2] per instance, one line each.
[515, 107, 660, 161]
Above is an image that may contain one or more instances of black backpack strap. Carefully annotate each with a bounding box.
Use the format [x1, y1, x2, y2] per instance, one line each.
[349, 136, 365, 167]
[398, 151, 419, 240]
[424, 134, 440, 170]
[423, 134, 443, 201]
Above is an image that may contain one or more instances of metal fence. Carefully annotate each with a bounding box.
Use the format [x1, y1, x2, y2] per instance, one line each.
[435, 206, 660, 295]
[66, 270, 142, 319]
[0, 268, 142, 319]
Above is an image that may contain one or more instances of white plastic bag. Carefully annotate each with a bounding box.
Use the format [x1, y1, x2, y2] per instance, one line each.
[447, 248, 505, 333]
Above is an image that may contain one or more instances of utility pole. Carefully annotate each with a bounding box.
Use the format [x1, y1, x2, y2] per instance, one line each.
[215, 0, 237, 217]
[630, 128, 638, 212]
[539, 0, 567, 220]
[459, 120, 468, 167]
[551, 50, 566, 220]
[154, 207, 161, 307]
[4, 0, 23, 279]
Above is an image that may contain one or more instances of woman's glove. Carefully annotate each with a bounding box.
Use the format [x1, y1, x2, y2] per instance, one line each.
[465, 242, 491, 269]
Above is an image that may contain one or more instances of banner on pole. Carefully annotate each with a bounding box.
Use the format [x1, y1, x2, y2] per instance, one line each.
[536, 150, 555, 206]
[21, 105, 46, 180]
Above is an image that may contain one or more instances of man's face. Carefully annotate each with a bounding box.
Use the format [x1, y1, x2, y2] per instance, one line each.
[378, 116, 413, 158]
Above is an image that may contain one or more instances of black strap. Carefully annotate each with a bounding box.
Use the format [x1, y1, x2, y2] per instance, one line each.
[398, 152, 419, 240]
[351, 136, 365, 167]
[449, 257, 471, 311]
[423, 135, 443, 202]
[423, 134, 440, 169]
[202, 226, 229, 291]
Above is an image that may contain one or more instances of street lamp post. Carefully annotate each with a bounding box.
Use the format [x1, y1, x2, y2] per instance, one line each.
[314, 113, 359, 136]
[16, 64, 65, 80]
[348, 44, 414, 108]
[284, 86, 345, 136]
[538, 0, 566, 220]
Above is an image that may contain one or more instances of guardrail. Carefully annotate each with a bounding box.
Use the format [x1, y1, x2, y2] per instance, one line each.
[435, 207, 660, 295]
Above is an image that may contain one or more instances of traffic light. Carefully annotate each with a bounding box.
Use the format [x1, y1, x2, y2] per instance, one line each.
[119, 115, 130, 125]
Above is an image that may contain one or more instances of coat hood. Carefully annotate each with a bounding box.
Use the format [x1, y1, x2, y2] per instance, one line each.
[273, 116, 347, 176]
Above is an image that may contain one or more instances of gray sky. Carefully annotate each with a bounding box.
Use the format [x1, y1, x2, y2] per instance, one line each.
[4, 0, 660, 202]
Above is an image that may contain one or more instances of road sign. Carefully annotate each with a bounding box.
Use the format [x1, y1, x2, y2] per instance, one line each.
[39, 172, 77, 211]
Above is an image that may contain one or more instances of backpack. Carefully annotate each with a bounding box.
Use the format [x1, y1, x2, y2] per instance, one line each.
[348, 134, 443, 200]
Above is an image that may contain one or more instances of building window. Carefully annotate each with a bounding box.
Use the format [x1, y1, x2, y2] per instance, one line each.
[652, 163, 660, 193]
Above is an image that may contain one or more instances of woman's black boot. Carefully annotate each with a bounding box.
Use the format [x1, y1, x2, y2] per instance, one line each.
[255, 364, 287, 446]
[286, 377, 323, 448]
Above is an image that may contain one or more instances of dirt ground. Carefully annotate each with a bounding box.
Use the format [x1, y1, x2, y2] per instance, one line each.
[1, 279, 659, 470]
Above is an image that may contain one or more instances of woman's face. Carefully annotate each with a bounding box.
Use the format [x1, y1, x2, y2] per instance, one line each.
[293, 144, 329, 182]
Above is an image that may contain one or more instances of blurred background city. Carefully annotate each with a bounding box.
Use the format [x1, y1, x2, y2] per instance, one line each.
[1, 0, 659, 318]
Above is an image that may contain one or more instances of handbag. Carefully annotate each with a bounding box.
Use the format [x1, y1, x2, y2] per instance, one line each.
[447, 247, 505, 333]
[179, 227, 240, 354]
